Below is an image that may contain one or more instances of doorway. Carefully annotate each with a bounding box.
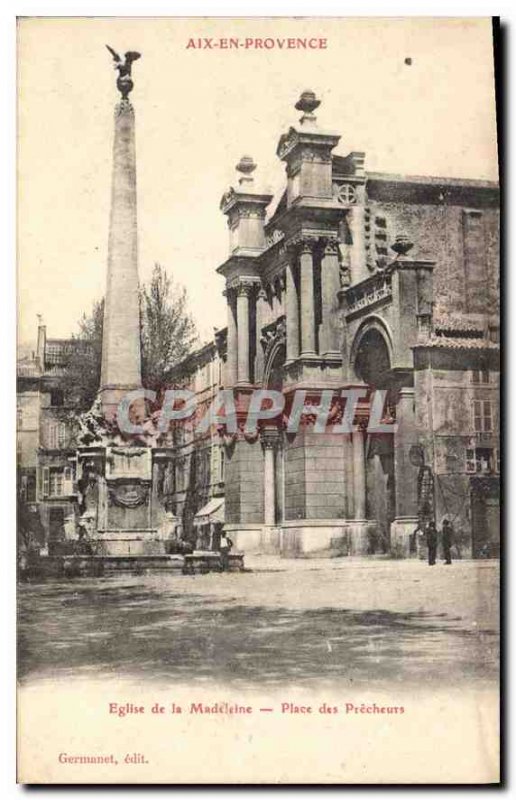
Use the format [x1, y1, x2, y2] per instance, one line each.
[470, 477, 500, 558]
[353, 326, 396, 552]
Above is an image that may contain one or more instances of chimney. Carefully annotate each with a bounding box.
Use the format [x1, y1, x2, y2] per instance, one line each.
[36, 315, 46, 369]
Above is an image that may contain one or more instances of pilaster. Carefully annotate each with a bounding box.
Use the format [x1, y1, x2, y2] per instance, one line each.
[299, 238, 317, 358]
[285, 253, 300, 364]
[261, 427, 280, 527]
[319, 238, 341, 358]
[224, 288, 238, 387]
[236, 282, 253, 385]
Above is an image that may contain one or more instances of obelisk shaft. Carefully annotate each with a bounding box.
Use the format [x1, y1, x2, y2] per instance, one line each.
[100, 99, 142, 420]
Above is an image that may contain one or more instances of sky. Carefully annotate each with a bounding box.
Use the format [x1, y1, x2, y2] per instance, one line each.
[17, 17, 498, 350]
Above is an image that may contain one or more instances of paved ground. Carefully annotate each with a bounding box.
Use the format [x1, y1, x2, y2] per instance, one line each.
[18, 557, 499, 691]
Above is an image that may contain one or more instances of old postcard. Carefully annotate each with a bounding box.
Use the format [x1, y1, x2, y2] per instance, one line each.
[17, 17, 500, 784]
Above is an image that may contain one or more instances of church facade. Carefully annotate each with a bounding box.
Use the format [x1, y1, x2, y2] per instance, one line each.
[212, 90, 499, 558]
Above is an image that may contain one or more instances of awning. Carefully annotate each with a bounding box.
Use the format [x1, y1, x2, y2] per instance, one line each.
[193, 497, 225, 526]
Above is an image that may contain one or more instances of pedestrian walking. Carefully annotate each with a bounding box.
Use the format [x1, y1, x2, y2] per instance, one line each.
[426, 521, 438, 566]
[219, 533, 233, 572]
[442, 518, 453, 565]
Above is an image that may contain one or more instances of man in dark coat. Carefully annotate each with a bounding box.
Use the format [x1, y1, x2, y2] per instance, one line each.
[426, 521, 438, 566]
[442, 518, 453, 565]
[219, 533, 234, 572]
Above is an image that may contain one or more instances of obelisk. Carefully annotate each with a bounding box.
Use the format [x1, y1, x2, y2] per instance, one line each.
[100, 47, 142, 421]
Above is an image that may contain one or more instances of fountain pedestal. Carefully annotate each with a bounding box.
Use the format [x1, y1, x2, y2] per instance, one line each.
[76, 444, 176, 558]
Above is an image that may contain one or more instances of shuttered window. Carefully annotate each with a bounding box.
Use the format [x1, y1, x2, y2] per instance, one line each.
[47, 422, 67, 449]
[473, 400, 493, 432]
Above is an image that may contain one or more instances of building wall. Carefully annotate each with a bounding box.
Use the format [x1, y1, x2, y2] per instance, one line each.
[17, 331, 79, 547]
[414, 356, 500, 556]
[17, 390, 40, 471]
[166, 340, 226, 539]
[365, 198, 499, 319]
[284, 430, 348, 522]
[225, 438, 265, 525]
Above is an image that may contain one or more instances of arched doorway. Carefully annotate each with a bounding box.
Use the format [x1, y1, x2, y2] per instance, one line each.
[354, 328, 392, 389]
[352, 324, 396, 552]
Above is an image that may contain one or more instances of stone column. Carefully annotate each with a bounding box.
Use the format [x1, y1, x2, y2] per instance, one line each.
[263, 439, 276, 526]
[352, 427, 366, 519]
[299, 240, 316, 357]
[236, 283, 251, 384]
[348, 205, 368, 286]
[225, 289, 238, 387]
[320, 239, 341, 357]
[285, 253, 300, 363]
[261, 428, 279, 527]
[100, 99, 142, 420]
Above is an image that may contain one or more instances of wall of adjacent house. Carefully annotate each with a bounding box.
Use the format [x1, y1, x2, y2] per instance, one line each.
[365, 197, 499, 319]
[17, 390, 40, 469]
[166, 344, 227, 535]
[414, 359, 500, 556]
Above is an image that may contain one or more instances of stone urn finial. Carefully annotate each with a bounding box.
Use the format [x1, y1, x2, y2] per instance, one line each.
[236, 155, 257, 185]
[295, 90, 321, 123]
[391, 234, 414, 258]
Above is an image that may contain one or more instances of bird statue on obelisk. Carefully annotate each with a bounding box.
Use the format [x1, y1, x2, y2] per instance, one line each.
[100, 46, 143, 422]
